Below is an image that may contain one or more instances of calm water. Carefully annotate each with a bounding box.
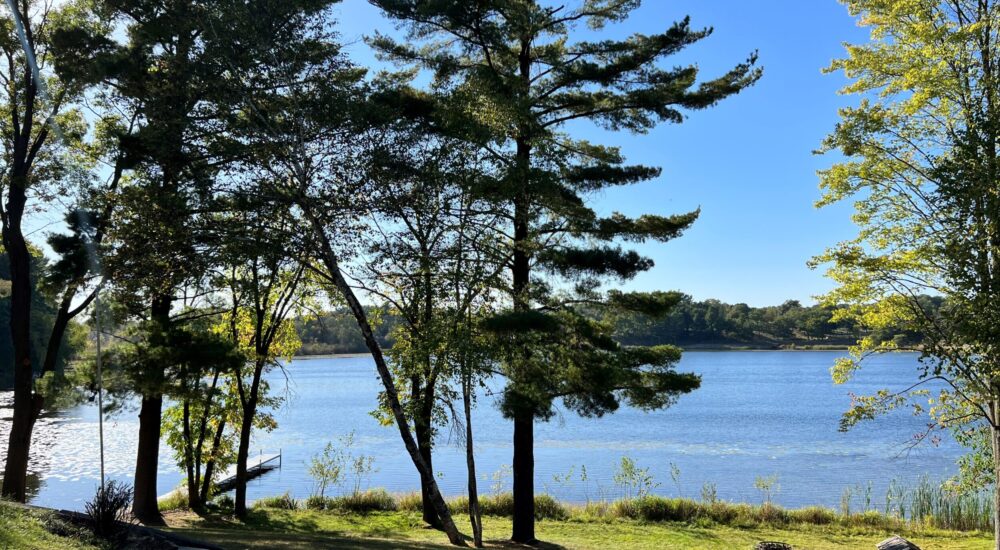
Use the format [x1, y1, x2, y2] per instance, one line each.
[0, 351, 964, 511]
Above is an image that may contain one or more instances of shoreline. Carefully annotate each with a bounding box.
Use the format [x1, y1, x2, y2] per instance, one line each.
[292, 346, 855, 359]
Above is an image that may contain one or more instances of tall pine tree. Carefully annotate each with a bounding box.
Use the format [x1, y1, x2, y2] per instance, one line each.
[370, 0, 760, 542]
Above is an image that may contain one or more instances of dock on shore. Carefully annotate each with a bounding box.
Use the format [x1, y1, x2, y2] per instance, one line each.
[158, 451, 281, 502]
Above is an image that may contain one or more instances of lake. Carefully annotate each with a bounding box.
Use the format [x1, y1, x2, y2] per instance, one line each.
[0, 351, 964, 512]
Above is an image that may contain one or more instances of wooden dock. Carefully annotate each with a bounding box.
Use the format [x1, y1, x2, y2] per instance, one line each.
[158, 451, 281, 502]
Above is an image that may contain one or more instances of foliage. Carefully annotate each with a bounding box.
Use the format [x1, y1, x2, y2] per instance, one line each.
[754, 475, 780, 506]
[0, 246, 87, 389]
[308, 432, 378, 498]
[612, 456, 660, 500]
[813, 0, 1000, 512]
[292, 294, 931, 355]
[254, 492, 300, 511]
[238, 481, 994, 532]
[308, 442, 346, 498]
[83, 480, 132, 540]
[328, 489, 398, 513]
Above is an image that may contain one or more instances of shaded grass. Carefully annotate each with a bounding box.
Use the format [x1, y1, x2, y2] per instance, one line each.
[0, 501, 103, 550]
[163, 507, 994, 549]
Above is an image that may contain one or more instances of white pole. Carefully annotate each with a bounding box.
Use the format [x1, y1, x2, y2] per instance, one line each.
[95, 289, 105, 491]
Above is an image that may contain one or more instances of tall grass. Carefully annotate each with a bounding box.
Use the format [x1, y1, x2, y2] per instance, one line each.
[245, 477, 996, 533]
[907, 477, 992, 531]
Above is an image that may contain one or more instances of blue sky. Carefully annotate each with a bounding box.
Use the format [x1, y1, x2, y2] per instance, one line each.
[331, 0, 872, 307]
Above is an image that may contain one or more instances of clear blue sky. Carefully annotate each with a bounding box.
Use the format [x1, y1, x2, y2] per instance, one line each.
[330, 0, 871, 307]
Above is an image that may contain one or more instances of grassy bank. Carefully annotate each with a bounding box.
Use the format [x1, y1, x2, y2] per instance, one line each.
[163, 507, 993, 549]
[157, 490, 996, 549]
[0, 501, 101, 550]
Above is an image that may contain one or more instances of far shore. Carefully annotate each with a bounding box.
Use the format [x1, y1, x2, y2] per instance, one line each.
[292, 345, 854, 360]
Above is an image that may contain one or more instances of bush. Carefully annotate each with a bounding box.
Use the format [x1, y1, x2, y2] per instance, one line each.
[756, 502, 788, 524]
[788, 506, 835, 525]
[84, 480, 133, 540]
[157, 489, 188, 512]
[396, 492, 422, 512]
[328, 489, 396, 513]
[534, 494, 568, 520]
[629, 496, 699, 522]
[211, 493, 235, 511]
[450, 493, 565, 520]
[305, 495, 327, 510]
[254, 492, 299, 510]
[479, 493, 514, 517]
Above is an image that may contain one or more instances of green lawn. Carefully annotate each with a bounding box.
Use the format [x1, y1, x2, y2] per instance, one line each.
[0, 501, 101, 550]
[163, 509, 995, 550]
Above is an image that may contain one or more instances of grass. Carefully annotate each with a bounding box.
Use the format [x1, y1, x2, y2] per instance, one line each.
[0, 501, 102, 550]
[162, 507, 995, 549]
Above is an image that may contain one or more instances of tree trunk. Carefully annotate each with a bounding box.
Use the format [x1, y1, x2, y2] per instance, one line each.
[200, 417, 227, 504]
[133, 295, 170, 524]
[182, 401, 200, 510]
[415, 369, 441, 529]
[463, 368, 483, 548]
[132, 393, 164, 524]
[991, 412, 1000, 549]
[511, 412, 535, 544]
[234, 361, 263, 519]
[1, 177, 34, 502]
[233, 406, 254, 518]
[510, 129, 536, 544]
[304, 209, 465, 546]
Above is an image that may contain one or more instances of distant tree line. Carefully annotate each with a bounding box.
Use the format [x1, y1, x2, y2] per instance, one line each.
[293, 296, 942, 356]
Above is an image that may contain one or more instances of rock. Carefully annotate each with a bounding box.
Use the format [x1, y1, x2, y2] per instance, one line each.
[755, 543, 792, 550]
[876, 535, 921, 550]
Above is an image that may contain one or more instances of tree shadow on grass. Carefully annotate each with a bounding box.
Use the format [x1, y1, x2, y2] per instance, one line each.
[167, 527, 451, 549]
[163, 509, 569, 549]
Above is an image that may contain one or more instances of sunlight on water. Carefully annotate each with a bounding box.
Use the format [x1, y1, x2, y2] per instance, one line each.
[0, 351, 966, 511]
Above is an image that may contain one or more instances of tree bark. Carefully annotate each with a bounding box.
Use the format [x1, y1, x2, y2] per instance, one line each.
[132, 294, 171, 524]
[233, 406, 254, 518]
[132, 392, 164, 524]
[304, 208, 465, 546]
[233, 361, 263, 519]
[463, 367, 483, 548]
[233, 360, 264, 519]
[1, 172, 33, 502]
[991, 406, 1000, 549]
[510, 128, 536, 544]
[200, 416, 227, 504]
[415, 376, 441, 528]
[182, 400, 200, 510]
[511, 413, 535, 544]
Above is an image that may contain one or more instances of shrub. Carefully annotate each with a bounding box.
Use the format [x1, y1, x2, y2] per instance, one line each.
[757, 502, 788, 524]
[580, 500, 611, 519]
[328, 489, 396, 513]
[396, 492, 422, 512]
[788, 506, 835, 525]
[254, 492, 299, 510]
[534, 494, 568, 520]
[84, 480, 133, 539]
[157, 489, 188, 512]
[636, 496, 699, 522]
[447, 495, 470, 515]
[479, 493, 514, 517]
[211, 493, 235, 510]
[305, 495, 327, 510]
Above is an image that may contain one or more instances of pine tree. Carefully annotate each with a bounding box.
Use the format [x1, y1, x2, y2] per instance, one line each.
[370, 0, 761, 541]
